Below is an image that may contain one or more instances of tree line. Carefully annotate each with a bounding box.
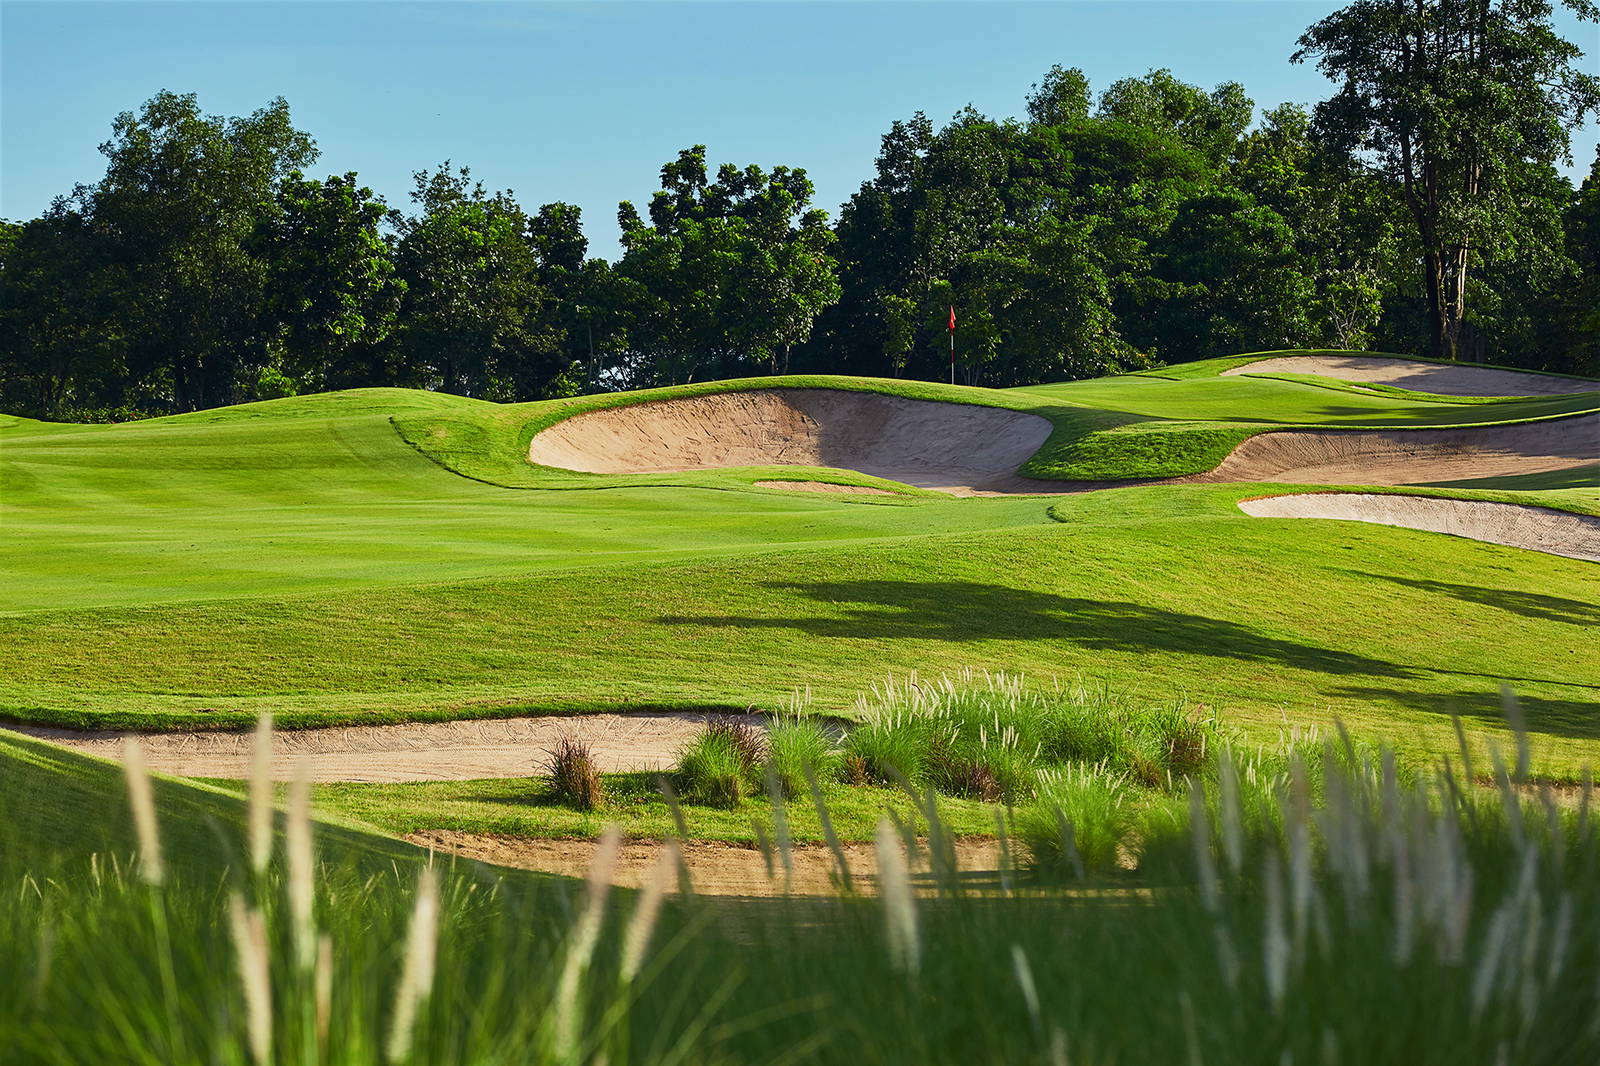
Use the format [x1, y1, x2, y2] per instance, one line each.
[3, 0, 1598, 418]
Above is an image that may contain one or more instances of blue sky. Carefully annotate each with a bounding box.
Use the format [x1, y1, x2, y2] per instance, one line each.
[4, 1, 1597, 257]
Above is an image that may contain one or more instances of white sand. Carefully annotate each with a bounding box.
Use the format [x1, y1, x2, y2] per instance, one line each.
[1186, 414, 1599, 486]
[528, 389, 1065, 495]
[9, 712, 763, 783]
[1223, 355, 1599, 397]
[1238, 493, 1600, 562]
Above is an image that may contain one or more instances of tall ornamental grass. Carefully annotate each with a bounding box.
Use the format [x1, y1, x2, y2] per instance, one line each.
[3, 697, 1598, 1064]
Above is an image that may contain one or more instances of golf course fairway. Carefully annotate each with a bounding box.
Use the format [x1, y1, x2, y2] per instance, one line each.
[3, 351, 1597, 777]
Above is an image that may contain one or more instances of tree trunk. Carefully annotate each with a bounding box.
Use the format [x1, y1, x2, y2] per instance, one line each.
[1423, 248, 1448, 360]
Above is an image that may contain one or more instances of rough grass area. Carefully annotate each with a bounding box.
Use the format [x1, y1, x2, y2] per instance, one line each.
[5, 701, 1600, 1064]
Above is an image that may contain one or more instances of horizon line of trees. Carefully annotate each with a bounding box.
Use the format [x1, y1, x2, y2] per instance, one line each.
[3, 0, 1599, 420]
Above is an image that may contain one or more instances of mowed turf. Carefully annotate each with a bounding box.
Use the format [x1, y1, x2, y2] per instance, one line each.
[2, 362, 1597, 775]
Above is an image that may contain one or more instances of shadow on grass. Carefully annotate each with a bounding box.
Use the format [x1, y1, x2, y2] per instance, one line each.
[1346, 571, 1600, 627]
[1335, 686, 1600, 741]
[661, 579, 1412, 679]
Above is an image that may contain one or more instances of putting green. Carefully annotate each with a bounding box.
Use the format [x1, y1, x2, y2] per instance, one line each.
[2, 353, 1597, 775]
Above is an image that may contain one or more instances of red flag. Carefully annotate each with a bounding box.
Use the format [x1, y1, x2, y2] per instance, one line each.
[948, 306, 956, 331]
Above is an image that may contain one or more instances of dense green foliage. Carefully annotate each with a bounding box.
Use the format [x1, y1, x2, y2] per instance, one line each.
[5, 1, 1599, 417]
[1295, 0, 1600, 362]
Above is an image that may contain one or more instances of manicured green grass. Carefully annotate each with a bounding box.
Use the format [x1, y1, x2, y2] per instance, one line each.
[300, 772, 1000, 843]
[3, 358, 1597, 778]
[4, 481, 1597, 772]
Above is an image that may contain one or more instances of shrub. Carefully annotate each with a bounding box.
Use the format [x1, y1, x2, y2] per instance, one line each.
[675, 719, 767, 807]
[1036, 699, 1131, 767]
[542, 735, 604, 810]
[1141, 704, 1216, 780]
[842, 709, 931, 787]
[1016, 764, 1133, 876]
[764, 716, 839, 798]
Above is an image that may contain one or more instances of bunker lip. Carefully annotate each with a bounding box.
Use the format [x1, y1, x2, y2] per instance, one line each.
[6, 711, 766, 783]
[1222, 354, 1600, 397]
[526, 387, 1065, 496]
[1237, 492, 1600, 563]
[1180, 413, 1600, 486]
[753, 479, 899, 496]
[525, 382, 1597, 495]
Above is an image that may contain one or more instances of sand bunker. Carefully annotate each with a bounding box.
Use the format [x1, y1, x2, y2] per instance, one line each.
[528, 389, 1060, 495]
[1223, 355, 1599, 397]
[409, 830, 1004, 897]
[1185, 413, 1600, 486]
[10, 712, 761, 783]
[1239, 493, 1600, 562]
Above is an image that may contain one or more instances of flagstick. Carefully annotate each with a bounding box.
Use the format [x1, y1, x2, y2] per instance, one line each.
[948, 306, 955, 386]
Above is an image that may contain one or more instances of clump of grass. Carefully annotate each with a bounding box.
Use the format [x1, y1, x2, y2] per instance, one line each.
[842, 706, 932, 787]
[844, 672, 1211, 803]
[1015, 764, 1133, 876]
[543, 735, 605, 811]
[927, 724, 1039, 802]
[1034, 685, 1131, 766]
[675, 720, 768, 807]
[1139, 704, 1217, 780]
[764, 716, 839, 798]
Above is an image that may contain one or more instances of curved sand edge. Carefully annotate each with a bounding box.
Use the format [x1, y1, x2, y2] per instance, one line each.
[528, 388, 1057, 495]
[753, 480, 899, 496]
[1181, 413, 1600, 486]
[1238, 493, 1600, 562]
[408, 831, 1003, 897]
[1223, 355, 1600, 397]
[7, 712, 764, 783]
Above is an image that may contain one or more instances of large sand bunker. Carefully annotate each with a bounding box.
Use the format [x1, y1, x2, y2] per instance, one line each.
[1223, 355, 1599, 397]
[1186, 414, 1600, 486]
[527, 389, 1059, 494]
[10, 712, 761, 783]
[1239, 493, 1600, 562]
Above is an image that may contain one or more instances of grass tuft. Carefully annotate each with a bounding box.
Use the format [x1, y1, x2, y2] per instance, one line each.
[1016, 764, 1133, 876]
[675, 721, 767, 808]
[764, 715, 840, 799]
[543, 735, 605, 811]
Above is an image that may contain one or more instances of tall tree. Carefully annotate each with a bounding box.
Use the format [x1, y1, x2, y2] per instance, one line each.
[1141, 190, 1314, 359]
[1557, 148, 1600, 373]
[1231, 103, 1405, 349]
[390, 165, 549, 398]
[615, 147, 839, 385]
[526, 203, 617, 396]
[259, 172, 402, 392]
[1295, 0, 1600, 360]
[77, 91, 317, 409]
[0, 210, 127, 416]
[1096, 69, 1254, 171]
